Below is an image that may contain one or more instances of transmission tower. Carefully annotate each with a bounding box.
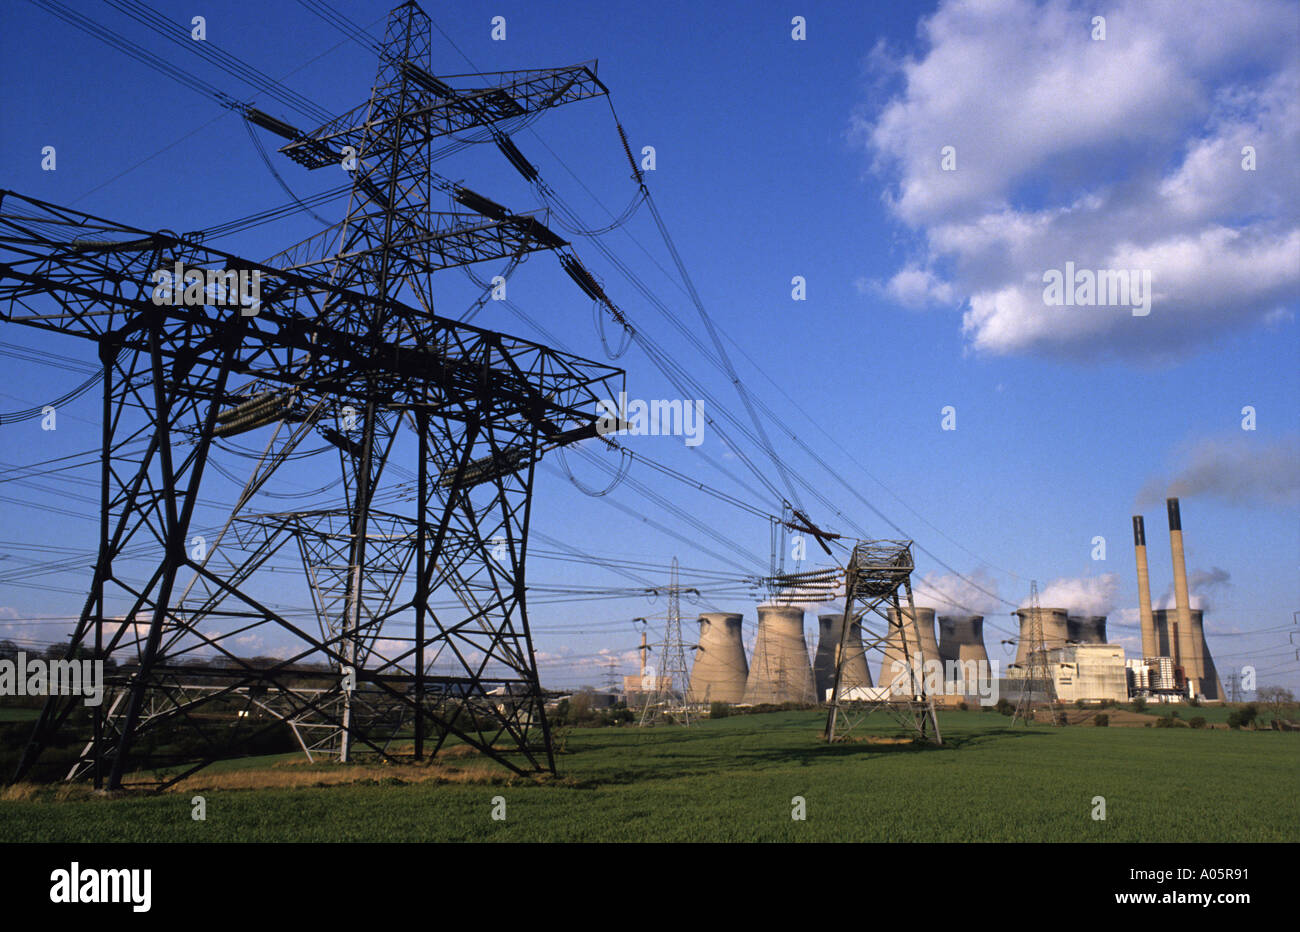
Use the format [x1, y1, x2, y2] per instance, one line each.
[825, 540, 942, 745]
[3, 2, 623, 788]
[1011, 580, 1062, 726]
[638, 558, 697, 725]
[601, 659, 619, 692]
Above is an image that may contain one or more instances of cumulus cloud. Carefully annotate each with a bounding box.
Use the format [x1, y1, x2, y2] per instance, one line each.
[857, 0, 1300, 359]
[1037, 573, 1120, 615]
[1138, 434, 1300, 507]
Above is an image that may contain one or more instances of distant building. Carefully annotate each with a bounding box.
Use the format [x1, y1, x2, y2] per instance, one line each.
[1006, 644, 1128, 703]
[1047, 644, 1128, 703]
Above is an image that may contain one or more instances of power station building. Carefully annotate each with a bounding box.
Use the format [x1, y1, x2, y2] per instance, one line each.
[1044, 644, 1128, 703]
[1131, 498, 1224, 701]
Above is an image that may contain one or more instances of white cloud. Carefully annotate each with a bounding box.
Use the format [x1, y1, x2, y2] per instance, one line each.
[858, 0, 1300, 359]
[913, 568, 1004, 615]
[1037, 573, 1120, 615]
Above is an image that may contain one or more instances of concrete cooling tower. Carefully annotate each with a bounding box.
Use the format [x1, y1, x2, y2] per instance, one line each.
[687, 613, 748, 704]
[1013, 607, 1069, 666]
[879, 605, 940, 691]
[813, 613, 872, 702]
[1067, 615, 1108, 645]
[937, 614, 990, 678]
[742, 605, 817, 705]
[1153, 608, 1223, 700]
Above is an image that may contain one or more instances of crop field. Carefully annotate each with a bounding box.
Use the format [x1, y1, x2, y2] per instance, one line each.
[2, 709, 1296, 843]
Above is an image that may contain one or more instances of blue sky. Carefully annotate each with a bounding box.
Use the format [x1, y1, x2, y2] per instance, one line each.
[1, 0, 1297, 693]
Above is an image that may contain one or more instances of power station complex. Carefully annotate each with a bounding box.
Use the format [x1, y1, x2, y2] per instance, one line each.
[621, 497, 1222, 710]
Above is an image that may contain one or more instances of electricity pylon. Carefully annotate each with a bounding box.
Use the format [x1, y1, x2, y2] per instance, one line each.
[825, 540, 942, 745]
[3, 2, 622, 788]
[1012, 580, 1061, 726]
[639, 558, 698, 725]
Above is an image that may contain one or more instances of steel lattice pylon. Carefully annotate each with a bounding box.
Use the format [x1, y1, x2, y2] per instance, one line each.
[1011, 580, 1062, 726]
[3, 1, 623, 788]
[638, 558, 698, 726]
[824, 540, 942, 745]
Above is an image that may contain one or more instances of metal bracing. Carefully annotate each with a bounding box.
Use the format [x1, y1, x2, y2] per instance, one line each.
[824, 540, 942, 745]
[4, 1, 622, 788]
[1011, 580, 1062, 726]
[638, 558, 698, 726]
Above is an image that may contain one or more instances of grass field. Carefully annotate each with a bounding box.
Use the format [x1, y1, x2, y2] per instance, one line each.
[1, 709, 1296, 842]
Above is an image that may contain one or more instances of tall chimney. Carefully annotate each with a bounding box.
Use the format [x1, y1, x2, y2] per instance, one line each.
[639, 631, 647, 680]
[1132, 516, 1157, 659]
[1167, 497, 1201, 695]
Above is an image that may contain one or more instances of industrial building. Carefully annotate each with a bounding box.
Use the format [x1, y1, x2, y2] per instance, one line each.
[687, 613, 748, 704]
[879, 605, 940, 691]
[813, 613, 872, 702]
[742, 605, 817, 705]
[1067, 615, 1108, 645]
[1012, 607, 1070, 666]
[1045, 644, 1128, 703]
[937, 614, 990, 678]
[1130, 498, 1224, 701]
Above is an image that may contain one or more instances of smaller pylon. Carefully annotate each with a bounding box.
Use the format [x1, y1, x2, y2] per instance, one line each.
[1011, 581, 1062, 726]
[639, 558, 698, 725]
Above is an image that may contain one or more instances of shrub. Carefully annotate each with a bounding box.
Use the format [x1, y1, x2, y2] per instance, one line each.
[1155, 714, 1175, 728]
[1094, 713, 1109, 727]
[1131, 697, 1147, 714]
[1075, 700, 1087, 710]
[1189, 716, 1207, 729]
[957, 701, 968, 711]
[709, 701, 730, 720]
[1227, 711, 1242, 729]
[994, 698, 1013, 716]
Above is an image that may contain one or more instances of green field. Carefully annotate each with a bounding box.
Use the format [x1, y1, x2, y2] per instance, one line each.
[2, 710, 1296, 842]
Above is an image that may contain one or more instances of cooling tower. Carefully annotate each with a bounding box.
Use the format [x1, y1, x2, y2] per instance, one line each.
[1132, 515, 1158, 658]
[1067, 615, 1108, 644]
[1196, 610, 1224, 701]
[813, 613, 872, 702]
[937, 614, 990, 679]
[879, 605, 940, 691]
[1012, 607, 1069, 667]
[687, 613, 748, 704]
[742, 605, 817, 705]
[1153, 608, 1223, 700]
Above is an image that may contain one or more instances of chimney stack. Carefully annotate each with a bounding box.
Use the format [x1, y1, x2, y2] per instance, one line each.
[1132, 516, 1157, 659]
[1166, 497, 1201, 696]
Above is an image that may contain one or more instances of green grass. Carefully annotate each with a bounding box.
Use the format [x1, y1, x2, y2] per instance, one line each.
[0, 708, 41, 723]
[2, 710, 1296, 842]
